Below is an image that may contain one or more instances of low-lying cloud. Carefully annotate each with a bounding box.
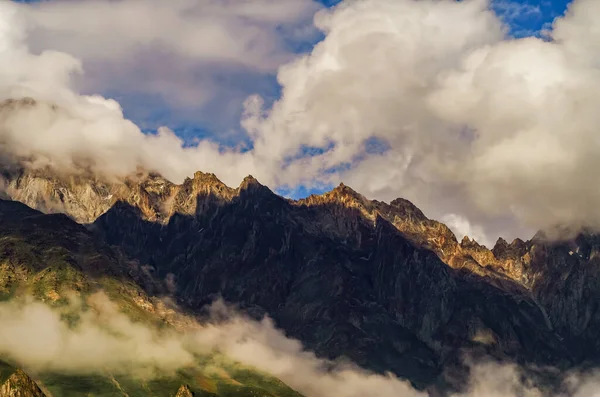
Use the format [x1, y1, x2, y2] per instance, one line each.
[0, 292, 195, 376]
[189, 300, 425, 397]
[1, 293, 600, 397]
[2, 0, 600, 243]
[0, 292, 424, 396]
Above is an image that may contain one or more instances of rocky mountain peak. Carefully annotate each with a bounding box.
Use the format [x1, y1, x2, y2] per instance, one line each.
[2, 166, 118, 224]
[389, 197, 428, 222]
[492, 237, 528, 260]
[300, 182, 372, 216]
[174, 385, 194, 397]
[136, 173, 174, 198]
[174, 170, 234, 206]
[494, 237, 509, 248]
[459, 235, 486, 250]
[191, 171, 227, 189]
[0, 369, 46, 397]
[237, 175, 275, 200]
[331, 182, 365, 200]
[238, 174, 260, 189]
[265, 179, 529, 285]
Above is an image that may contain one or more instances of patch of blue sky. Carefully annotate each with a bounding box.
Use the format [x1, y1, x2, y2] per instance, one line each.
[324, 161, 354, 175]
[275, 159, 353, 200]
[491, 0, 572, 38]
[316, 0, 343, 7]
[276, 137, 390, 198]
[282, 142, 336, 165]
[364, 136, 391, 155]
[317, 0, 572, 39]
[276, 183, 335, 200]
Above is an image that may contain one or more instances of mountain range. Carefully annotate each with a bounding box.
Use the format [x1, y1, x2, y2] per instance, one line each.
[1, 161, 600, 396]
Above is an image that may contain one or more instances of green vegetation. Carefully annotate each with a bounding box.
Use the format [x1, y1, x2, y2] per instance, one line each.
[224, 366, 303, 397]
[40, 374, 122, 397]
[35, 364, 302, 397]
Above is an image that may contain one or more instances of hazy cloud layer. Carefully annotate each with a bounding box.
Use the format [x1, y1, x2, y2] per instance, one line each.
[0, 294, 425, 396]
[2, 0, 600, 243]
[1, 293, 599, 397]
[0, 292, 194, 376]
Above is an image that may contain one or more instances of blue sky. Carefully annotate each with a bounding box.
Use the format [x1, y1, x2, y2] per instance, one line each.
[491, 0, 572, 38]
[321, 0, 572, 38]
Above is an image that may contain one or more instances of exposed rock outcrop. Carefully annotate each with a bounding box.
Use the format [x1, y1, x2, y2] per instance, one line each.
[174, 385, 195, 397]
[0, 369, 46, 397]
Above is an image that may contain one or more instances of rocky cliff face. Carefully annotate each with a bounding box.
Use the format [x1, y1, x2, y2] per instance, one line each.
[0, 367, 46, 397]
[3, 166, 600, 392]
[174, 385, 195, 397]
[0, 167, 531, 282]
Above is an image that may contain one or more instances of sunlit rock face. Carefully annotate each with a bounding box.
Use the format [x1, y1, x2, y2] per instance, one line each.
[174, 385, 194, 397]
[0, 368, 46, 397]
[4, 163, 600, 391]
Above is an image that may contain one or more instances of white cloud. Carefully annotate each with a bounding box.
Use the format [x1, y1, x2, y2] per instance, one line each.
[25, 0, 318, 69]
[242, 0, 600, 241]
[0, 292, 194, 376]
[452, 361, 543, 397]
[18, 0, 322, 129]
[441, 213, 492, 248]
[3, 0, 600, 242]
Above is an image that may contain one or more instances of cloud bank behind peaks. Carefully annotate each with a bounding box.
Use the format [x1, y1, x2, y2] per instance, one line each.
[2, 0, 600, 242]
